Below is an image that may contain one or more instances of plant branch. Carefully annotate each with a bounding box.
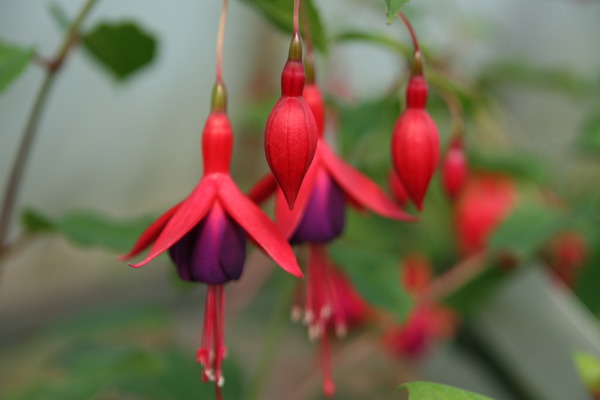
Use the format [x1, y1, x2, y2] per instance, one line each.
[0, 0, 100, 266]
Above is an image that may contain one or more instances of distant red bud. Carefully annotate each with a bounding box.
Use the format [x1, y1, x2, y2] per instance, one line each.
[391, 108, 439, 211]
[265, 61, 318, 209]
[303, 84, 325, 138]
[441, 136, 468, 201]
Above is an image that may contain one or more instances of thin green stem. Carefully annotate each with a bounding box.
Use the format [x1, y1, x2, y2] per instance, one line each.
[0, 0, 99, 264]
[244, 277, 295, 400]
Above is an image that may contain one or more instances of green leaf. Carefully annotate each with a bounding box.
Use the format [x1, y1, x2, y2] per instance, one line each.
[489, 201, 565, 262]
[238, 0, 327, 52]
[330, 241, 412, 321]
[21, 208, 155, 253]
[82, 21, 157, 80]
[21, 209, 56, 233]
[574, 351, 600, 394]
[48, 3, 70, 30]
[333, 30, 410, 56]
[578, 108, 600, 157]
[0, 39, 33, 93]
[384, 0, 410, 24]
[399, 381, 494, 400]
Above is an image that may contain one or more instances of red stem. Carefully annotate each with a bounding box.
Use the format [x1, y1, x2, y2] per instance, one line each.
[293, 0, 300, 34]
[216, 0, 229, 83]
[398, 12, 420, 54]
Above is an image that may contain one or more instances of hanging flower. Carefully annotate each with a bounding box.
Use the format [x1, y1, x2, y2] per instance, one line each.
[383, 253, 457, 359]
[546, 230, 588, 287]
[441, 135, 468, 201]
[121, 82, 302, 390]
[264, 33, 318, 210]
[251, 83, 415, 244]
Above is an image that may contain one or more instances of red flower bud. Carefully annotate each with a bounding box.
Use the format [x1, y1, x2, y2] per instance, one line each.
[391, 75, 439, 211]
[264, 35, 318, 210]
[441, 136, 468, 201]
[547, 230, 588, 286]
[455, 174, 517, 255]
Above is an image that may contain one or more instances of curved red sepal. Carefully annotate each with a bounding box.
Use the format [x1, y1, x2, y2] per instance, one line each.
[319, 143, 416, 222]
[119, 202, 181, 261]
[129, 178, 218, 268]
[247, 173, 278, 205]
[274, 158, 319, 239]
[218, 176, 303, 278]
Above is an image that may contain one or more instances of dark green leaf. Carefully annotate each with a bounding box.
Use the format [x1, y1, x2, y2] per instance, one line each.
[489, 201, 565, 262]
[330, 241, 412, 321]
[0, 39, 33, 93]
[399, 381, 494, 400]
[576, 227, 600, 316]
[82, 21, 157, 80]
[238, 0, 327, 52]
[573, 351, 600, 394]
[384, 0, 410, 24]
[578, 108, 600, 157]
[333, 30, 410, 56]
[21, 209, 56, 233]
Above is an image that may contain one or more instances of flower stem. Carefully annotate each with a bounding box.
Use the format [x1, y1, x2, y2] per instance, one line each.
[244, 276, 295, 400]
[293, 0, 300, 34]
[0, 0, 99, 259]
[215, 0, 228, 83]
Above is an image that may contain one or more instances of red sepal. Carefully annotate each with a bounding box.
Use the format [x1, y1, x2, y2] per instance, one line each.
[219, 176, 303, 278]
[247, 173, 278, 206]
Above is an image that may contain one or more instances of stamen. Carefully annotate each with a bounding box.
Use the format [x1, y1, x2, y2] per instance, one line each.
[320, 333, 335, 398]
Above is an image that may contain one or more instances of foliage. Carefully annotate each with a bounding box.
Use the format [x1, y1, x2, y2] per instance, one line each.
[0, 40, 32, 93]
[399, 381, 494, 400]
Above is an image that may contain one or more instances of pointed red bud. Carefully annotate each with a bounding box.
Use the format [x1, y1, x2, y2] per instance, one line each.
[441, 136, 468, 201]
[265, 38, 318, 210]
[202, 112, 233, 175]
[303, 84, 325, 138]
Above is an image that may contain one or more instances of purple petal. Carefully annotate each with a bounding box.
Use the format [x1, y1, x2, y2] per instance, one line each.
[290, 169, 345, 244]
[168, 202, 246, 284]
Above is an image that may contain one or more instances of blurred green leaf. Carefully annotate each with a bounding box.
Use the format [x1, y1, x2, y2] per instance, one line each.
[48, 3, 70, 30]
[469, 151, 547, 183]
[578, 108, 600, 157]
[573, 351, 600, 394]
[333, 30, 410, 56]
[576, 228, 600, 316]
[399, 381, 494, 400]
[82, 21, 157, 80]
[22, 208, 155, 253]
[384, 0, 410, 24]
[238, 0, 327, 52]
[21, 208, 56, 232]
[0, 39, 33, 93]
[479, 61, 595, 97]
[489, 201, 565, 262]
[330, 241, 412, 321]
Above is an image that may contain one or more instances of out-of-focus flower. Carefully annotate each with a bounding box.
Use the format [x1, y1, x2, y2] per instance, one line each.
[546, 230, 588, 287]
[441, 136, 468, 201]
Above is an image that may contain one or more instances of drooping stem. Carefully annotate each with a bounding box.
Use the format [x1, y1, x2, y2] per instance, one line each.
[215, 0, 229, 83]
[440, 89, 465, 138]
[293, 0, 301, 34]
[398, 12, 423, 75]
[0, 0, 99, 253]
[301, 0, 315, 84]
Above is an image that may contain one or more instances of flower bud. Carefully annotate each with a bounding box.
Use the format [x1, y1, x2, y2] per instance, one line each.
[303, 83, 325, 138]
[441, 136, 468, 201]
[264, 34, 318, 210]
[391, 107, 439, 211]
[388, 170, 410, 207]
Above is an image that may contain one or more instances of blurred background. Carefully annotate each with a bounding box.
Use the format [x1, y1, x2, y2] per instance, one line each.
[1, 0, 600, 399]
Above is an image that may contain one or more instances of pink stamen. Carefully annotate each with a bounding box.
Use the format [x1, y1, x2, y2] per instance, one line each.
[320, 333, 335, 398]
[197, 285, 228, 389]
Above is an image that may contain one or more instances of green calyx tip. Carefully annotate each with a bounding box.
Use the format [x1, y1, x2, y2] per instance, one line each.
[412, 51, 424, 76]
[288, 33, 303, 62]
[211, 81, 227, 113]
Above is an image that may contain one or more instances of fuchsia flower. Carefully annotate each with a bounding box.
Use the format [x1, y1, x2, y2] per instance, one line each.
[251, 83, 415, 243]
[441, 136, 468, 201]
[546, 230, 588, 287]
[121, 82, 302, 390]
[295, 244, 369, 397]
[383, 254, 457, 359]
[391, 72, 440, 211]
[264, 33, 318, 210]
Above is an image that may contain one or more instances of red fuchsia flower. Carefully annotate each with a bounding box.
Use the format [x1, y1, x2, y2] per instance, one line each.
[383, 253, 457, 359]
[441, 135, 468, 201]
[250, 83, 415, 244]
[391, 70, 440, 211]
[264, 33, 318, 210]
[121, 82, 302, 391]
[293, 244, 369, 397]
[454, 173, 518, 256]
[546, 230, 588, 287]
